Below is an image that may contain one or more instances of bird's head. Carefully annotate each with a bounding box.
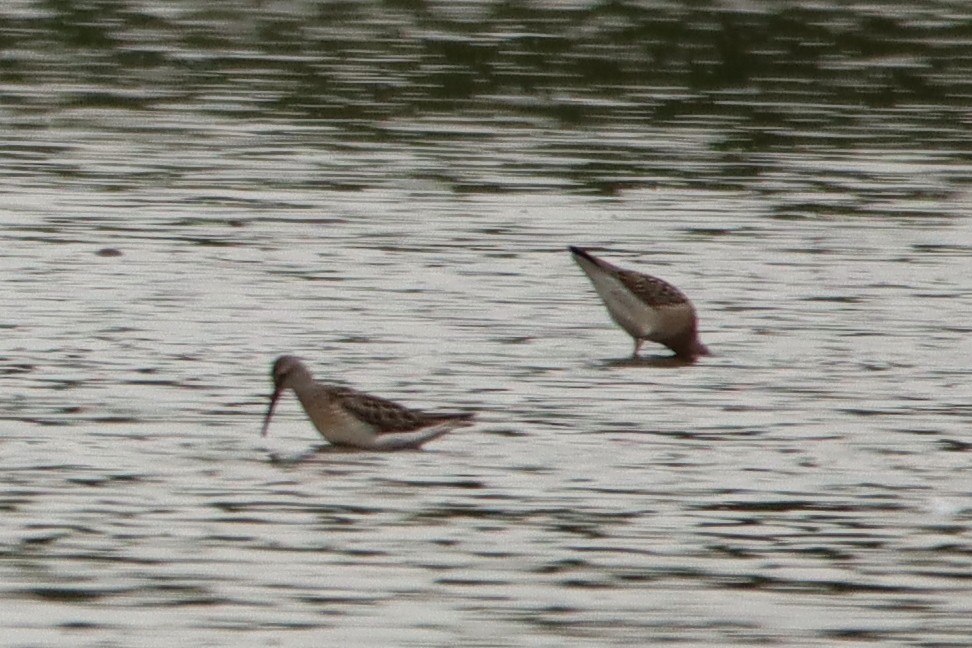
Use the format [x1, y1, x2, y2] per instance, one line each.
[261, 355, 310, 437]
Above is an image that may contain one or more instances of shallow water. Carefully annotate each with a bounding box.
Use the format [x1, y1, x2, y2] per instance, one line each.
[2, 1, 972, 646]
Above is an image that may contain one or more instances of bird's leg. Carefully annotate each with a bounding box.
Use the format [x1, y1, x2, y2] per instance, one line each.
[632, 338, 643, 357]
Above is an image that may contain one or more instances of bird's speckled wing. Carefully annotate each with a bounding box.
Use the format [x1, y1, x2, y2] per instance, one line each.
[615, 269, 690, 307]
[334, 387, 466, 433]
[331, 387, 428, 432]
[570, 246, 690, 308]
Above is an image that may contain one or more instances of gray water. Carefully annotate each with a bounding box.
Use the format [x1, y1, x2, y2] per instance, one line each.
[2, 1, 972, 646]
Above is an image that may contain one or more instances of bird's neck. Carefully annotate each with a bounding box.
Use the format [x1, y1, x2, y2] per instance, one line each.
[285, 367, 318, 397]
[665, 324, 708, 360]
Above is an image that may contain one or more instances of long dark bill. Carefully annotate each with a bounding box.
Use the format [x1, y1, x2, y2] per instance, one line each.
[260, 387, 283, 437]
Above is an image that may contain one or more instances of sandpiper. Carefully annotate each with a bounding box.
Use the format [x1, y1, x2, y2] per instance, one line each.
[260, 355, 474, 450]
[569, 246, 709, 360]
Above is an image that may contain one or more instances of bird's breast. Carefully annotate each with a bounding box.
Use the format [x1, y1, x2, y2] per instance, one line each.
[296, 390, 377, 445]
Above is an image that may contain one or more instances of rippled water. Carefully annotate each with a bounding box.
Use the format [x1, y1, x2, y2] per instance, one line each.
[2, 1, 972, 646]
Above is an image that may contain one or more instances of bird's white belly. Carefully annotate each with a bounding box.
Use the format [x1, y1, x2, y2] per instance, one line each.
[300, 397, 378, 447]
[589, 272, 660, 338]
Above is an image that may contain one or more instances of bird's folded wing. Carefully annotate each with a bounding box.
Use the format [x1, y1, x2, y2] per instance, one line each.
[617, 270, 690, 307]
[336, 388, 432, 433]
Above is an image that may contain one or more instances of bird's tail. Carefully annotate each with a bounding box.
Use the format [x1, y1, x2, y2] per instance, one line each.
[568, 246, 617, 273]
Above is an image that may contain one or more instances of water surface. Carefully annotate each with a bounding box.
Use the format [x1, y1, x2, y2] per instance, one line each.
[2, 2, 972, 646]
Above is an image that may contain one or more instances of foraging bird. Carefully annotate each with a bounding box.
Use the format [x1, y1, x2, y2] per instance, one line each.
[569, 246, 709, 360]
[260, 355, 474, 450]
